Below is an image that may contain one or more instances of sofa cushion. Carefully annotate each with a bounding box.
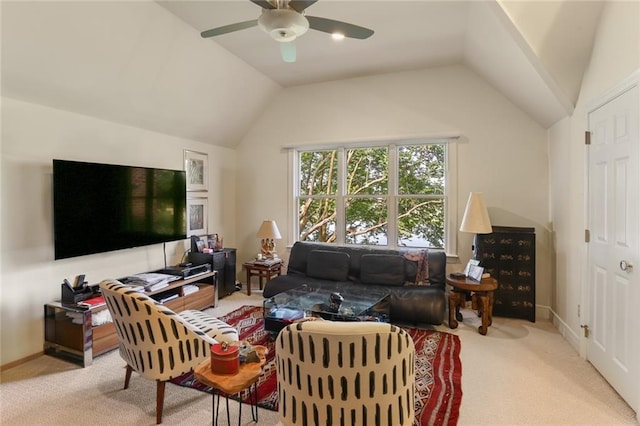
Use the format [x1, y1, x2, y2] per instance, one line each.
[359, 254, 406, 286]
[307, 250, 350, 281]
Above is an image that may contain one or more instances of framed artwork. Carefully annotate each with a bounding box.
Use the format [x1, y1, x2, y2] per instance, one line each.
[184, 150, 208, 192]
[467, 264, 485, 282]
[463, 259, 480, 277]
[187, 197, 208, 236]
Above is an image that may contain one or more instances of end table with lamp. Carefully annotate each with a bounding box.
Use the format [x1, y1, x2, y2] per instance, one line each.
[243, 259, 282, 296]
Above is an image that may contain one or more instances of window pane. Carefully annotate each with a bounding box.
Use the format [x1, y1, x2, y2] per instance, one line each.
[345, 197, 387, 245]
[398, 145, 444, 195]
[346, 147, 388, 195]
[397, 198, 444, 248]
[299, 198, 336, 242]
[299, 150, 338, 195]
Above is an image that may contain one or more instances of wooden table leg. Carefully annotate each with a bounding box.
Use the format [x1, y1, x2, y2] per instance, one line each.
[488, 291, 494, 326]
[478, 292, 490, 335]
[449, 291, 461, 328]
[456, 292, 464, 321]
[246, 269, 252, 296]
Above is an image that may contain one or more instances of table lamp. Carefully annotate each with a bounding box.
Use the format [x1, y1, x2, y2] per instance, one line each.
[256, 220, 282, 259]
[459, 192, 492, 261]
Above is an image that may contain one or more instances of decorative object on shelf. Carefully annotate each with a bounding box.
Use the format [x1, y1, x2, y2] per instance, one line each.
[207, 233, 223, 251]
[256, 219, 282, 259]
[187, 197, 208, 236]
[184, 149, 208, 192]
[459, 192, 492, 261]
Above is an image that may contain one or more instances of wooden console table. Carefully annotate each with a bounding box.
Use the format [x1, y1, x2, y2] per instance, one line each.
[447, 274, 498, 335]
[44, 271, 217, 366]
[243, 261, 282, 296]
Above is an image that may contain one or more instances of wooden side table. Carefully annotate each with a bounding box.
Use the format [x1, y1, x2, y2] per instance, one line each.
[194, 345, 267, 426]
[446, 274, 498, 335]
[243, 261, 282, 296]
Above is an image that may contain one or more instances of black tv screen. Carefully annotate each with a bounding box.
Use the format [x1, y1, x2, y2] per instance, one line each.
[53, 159, 187, 260]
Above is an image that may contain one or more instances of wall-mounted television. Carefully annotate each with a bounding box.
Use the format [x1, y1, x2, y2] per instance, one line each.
[53, 159, 187, 260]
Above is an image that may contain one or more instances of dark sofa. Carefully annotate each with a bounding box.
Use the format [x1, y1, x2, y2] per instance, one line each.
[262, 241, 447, 325]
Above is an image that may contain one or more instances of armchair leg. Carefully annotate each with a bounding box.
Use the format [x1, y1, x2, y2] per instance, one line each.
[156, 380, 166, 424]
[124, 365, 133, 389]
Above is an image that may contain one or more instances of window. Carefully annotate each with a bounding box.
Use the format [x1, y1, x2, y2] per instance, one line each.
[293, 139, 457, 252]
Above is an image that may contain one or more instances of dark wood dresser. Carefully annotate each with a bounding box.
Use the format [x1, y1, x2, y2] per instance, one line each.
[476, 226, 536, 322]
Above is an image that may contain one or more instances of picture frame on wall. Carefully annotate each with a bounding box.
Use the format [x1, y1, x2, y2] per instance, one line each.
[187, 197, 208, 236]
[184, 150, 208, 192]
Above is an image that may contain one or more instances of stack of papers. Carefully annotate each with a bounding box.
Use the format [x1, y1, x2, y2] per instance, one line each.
[182, 284, 200, 296]
[254, 258, 283, 266]
[124, 273, 179, 292]
[155, 293, 179, 304]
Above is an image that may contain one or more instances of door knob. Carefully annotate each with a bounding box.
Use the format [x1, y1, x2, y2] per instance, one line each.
[619, 260, 633, 272]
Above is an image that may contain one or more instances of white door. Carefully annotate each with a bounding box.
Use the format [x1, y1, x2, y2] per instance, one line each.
[587, 81, 639, 413]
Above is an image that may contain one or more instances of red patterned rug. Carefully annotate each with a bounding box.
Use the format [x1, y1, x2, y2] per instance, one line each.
[169, 305, 462, 425]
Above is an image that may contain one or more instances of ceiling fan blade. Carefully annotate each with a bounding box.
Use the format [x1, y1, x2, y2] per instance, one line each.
[201, 20, 258, 38]
[280, 41, 297, 63]
[250, 0, 276, 10]
[288, 0, 318, 13]
[306, 16, 374, 39]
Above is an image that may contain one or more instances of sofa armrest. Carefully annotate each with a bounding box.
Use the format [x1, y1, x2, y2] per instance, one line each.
[390, 286, 445, 325]
[427, 251, 447, 288]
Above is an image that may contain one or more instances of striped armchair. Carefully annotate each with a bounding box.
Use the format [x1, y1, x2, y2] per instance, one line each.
[275, 320, 415, 426]
[99, 279, 238, 424]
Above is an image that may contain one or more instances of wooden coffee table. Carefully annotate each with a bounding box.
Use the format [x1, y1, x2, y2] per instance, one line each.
[447, 274, 498, 335]
[194, 345, 267, 426]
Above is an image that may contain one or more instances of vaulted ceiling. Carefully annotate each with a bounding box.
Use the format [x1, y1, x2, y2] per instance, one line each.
[1, 1, 603, 147]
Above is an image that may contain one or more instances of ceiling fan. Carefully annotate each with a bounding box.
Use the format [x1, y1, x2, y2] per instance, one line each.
[200, 0, 374, 63]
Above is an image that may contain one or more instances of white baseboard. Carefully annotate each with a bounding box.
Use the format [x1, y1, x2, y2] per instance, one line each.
[535, 304, 552, 321]
[550, 308, 581, 354]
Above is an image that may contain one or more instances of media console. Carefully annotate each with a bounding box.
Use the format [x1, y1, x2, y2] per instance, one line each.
[44, 271, 217, 367]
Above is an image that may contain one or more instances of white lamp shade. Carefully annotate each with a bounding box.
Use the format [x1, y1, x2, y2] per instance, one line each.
[256, 220, 282, 239]
[459, 192, 492, 234]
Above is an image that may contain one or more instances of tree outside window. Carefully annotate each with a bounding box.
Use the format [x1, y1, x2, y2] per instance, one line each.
[296, 143, 446, 249]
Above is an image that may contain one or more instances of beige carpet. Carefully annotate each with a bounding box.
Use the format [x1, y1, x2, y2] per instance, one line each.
[1, 290, 637, 425]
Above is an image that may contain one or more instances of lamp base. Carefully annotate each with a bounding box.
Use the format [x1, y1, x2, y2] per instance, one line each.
[260, 239, 277, 259]
[472, 234, 481, 263]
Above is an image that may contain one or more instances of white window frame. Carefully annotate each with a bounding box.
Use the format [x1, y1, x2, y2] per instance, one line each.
[287, 137, 458, 256]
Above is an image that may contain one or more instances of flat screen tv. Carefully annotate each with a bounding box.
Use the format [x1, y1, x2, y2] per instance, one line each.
[53, 159, 187, 260]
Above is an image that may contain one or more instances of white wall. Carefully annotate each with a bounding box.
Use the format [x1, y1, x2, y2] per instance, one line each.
[0, 1, 280, 148]
[236, 64, 552, 317]
[0, 97, 237, 365]
[548, 1, 639, 347]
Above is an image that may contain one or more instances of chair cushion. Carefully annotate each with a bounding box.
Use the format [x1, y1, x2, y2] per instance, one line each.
[178, 310, 238, 343]
[359, 254, 406, 286]
[306, 250, 350, 281]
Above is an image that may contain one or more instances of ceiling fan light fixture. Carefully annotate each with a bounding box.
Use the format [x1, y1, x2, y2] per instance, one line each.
[258, 9, 309, 42]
